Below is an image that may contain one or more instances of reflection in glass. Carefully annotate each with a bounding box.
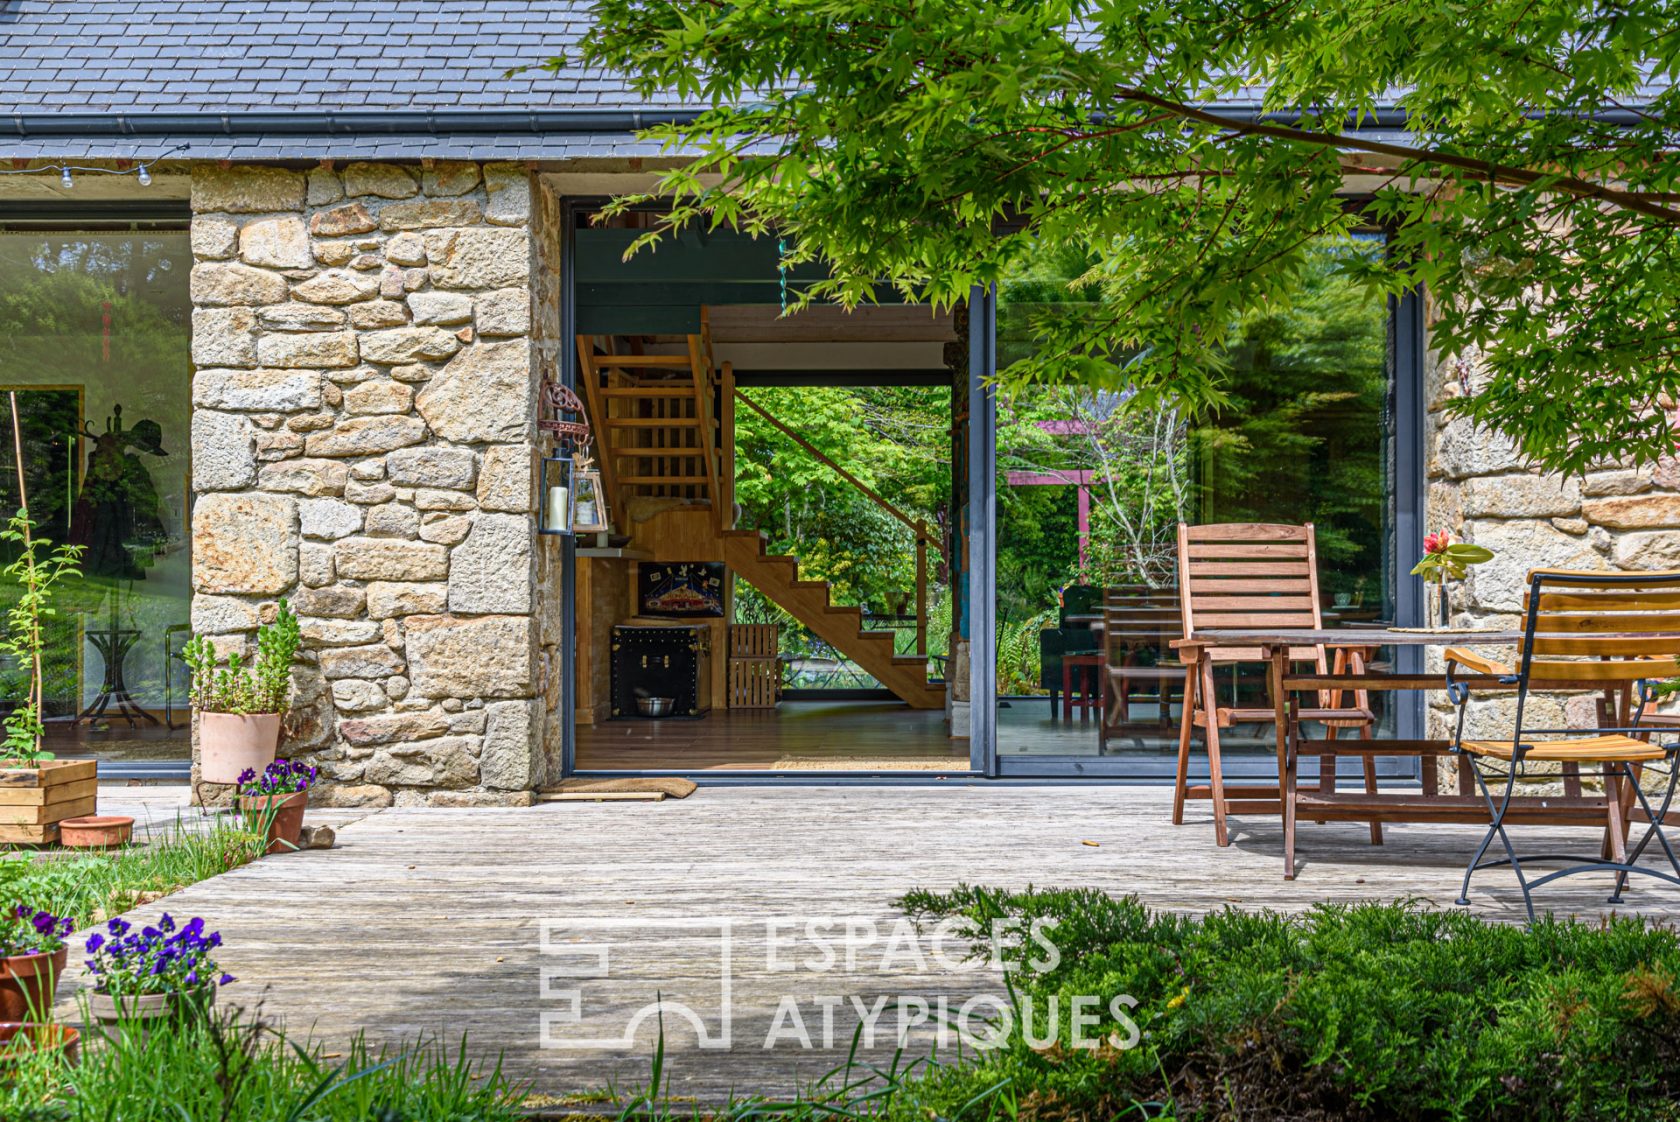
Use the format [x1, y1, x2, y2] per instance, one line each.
[995, 239, 1393, 762]
[0, 230, 191, 762]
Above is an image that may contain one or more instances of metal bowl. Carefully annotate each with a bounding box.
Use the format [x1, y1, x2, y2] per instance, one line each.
[637, 696, 675, 718]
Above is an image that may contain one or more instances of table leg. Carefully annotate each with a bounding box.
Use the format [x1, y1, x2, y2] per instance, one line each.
[1061, 661, 1073, 722]
[1201, 659, 1231, 847]
[1172, 663, 1196, 825]
[1269, 642, 1294, 878]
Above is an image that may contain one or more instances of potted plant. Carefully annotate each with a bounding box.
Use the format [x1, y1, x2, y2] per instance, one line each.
[84, 913, 234, 1040]
[184, 600, 301, 786]
[0, 1021, 79, 1067]
[237, 758, 317, 855]
[0, 905, 73, 1023]
[1411, 530, 1494, 628]
[0, 506, 90, 845]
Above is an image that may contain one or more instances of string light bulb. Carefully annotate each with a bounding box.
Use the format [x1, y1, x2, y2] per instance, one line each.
[0, 144, 187, 188]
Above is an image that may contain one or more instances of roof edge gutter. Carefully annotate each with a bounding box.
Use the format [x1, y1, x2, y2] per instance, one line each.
[1, 109, 711, 140]
[0, 104, 1657, 141]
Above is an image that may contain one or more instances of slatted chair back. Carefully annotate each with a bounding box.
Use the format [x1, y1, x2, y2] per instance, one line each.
[1514, 570, 1680, 710]
[1176, 522, 1328, 669]
[1102, 583, 1182, 666]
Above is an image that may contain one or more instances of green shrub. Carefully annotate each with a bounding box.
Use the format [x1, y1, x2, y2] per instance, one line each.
[182, 599, 301, 715]
[888, 889, 1680, 1121]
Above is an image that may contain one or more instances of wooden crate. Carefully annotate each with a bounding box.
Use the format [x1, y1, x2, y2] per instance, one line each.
[0, 759, 98, 845]
[729, 624, 779, 660]
[727, 658, 779, 710]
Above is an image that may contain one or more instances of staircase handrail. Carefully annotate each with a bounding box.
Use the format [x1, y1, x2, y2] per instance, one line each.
[732, 389, 947, 565]
[733, 387, 946, 657]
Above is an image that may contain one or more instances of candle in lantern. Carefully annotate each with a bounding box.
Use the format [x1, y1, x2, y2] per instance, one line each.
[545, 485, 569, 531]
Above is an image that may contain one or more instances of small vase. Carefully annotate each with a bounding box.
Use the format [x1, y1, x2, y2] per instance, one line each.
[0, 948, 66, 1022]
[1425, 582, 1451, 630]
[88, 985, 217, 1045]
[239, 789, 308, 854]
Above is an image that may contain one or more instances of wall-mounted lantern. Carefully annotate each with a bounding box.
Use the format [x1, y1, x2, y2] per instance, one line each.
[538, 453, 573, 537]
[537, 377, 592, 539]
[570, 451, 609, 536]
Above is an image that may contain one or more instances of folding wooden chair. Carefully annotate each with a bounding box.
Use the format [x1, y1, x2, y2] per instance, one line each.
[1171, 522, 1380, 847]
[1448, 569, 1680, 920]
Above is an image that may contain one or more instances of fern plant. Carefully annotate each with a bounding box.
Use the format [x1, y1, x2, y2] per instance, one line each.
[183, 600, 301, 715]
[0, 508, 83, 764]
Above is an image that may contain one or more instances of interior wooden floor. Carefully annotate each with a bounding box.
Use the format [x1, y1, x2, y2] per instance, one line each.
[574, 700, 970, 772]
[41, 719, 190, 763]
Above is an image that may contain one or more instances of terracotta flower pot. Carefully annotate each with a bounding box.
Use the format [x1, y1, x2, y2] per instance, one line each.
[0, 948, 66, 1022]
[58, 814, 134, 849]
[88, 985, 217, 1044]
[239, 789, 307, 854]
[0, 1021, 79, 1067]
[198, 711, 282, 785]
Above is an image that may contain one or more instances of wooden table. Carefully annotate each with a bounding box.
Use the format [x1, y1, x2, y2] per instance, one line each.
[1176, 627, 1655, 878]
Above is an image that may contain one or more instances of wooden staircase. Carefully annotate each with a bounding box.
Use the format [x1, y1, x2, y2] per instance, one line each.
[576, 328, 946, 711]
[575, 334, 729, 523]
[721, 529, 945, 710]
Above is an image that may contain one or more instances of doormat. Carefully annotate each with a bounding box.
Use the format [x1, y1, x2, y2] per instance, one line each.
[539, 777, 698, 802]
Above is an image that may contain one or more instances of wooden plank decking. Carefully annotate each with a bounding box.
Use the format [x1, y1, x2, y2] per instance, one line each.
[53, 785, 1680, 1105]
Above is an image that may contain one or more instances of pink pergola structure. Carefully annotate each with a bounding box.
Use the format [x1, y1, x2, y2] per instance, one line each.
[1007, 420, 1100, 566]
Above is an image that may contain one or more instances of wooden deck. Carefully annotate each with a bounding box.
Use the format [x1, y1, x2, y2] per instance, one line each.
[56, 784, 1680, 1105]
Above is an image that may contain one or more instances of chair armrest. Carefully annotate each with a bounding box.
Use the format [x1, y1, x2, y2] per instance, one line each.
[1444, 647, 1513, 676]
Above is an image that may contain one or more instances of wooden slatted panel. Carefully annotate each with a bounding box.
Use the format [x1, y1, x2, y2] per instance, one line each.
[1176, 523, 1341, 694]
[1183, 542, 1311, 559]
[1531, 636, 1680, 656]
[1537, 589, 1680, 609]
[1183, 522, 1309, 541]
[1185, 561, 1313, 577]
[1532, 612, 1680, 633]
[1187, 577, 1313, 594]
[1525, 656, 1680, 681]
[730, 624, 780, 659]
[0, 793, 96, 825]
[727, 659, 779, 709]
[1518, 572, 1680, 680]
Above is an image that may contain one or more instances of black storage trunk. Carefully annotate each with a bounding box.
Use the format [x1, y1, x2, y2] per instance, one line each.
[610, 624, 712, 719]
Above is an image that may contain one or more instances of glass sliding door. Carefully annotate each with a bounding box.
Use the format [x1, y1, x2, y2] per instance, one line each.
[0, 225, 193, 766]
[989, 238, 1404, 773]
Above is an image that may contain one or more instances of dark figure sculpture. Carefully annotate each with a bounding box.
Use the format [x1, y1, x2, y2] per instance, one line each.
[71, 405, 168, 579]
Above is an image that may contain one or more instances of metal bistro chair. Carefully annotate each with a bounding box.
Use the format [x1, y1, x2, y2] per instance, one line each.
[1447, 569, 1680, 920]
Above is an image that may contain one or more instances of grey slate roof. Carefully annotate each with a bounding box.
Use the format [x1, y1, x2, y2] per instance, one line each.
[0, 0, 695, 158]
[0, 1, 663, 113]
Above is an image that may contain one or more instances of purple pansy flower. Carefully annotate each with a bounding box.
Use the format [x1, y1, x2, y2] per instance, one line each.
[82, 914, 233, 998]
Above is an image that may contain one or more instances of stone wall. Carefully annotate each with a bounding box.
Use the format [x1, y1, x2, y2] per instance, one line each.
[189, 161, 550, 806]
[1424, 300, 1680, 763]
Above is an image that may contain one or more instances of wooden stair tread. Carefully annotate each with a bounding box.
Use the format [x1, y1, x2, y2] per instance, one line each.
[721, 533, 943, 710]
